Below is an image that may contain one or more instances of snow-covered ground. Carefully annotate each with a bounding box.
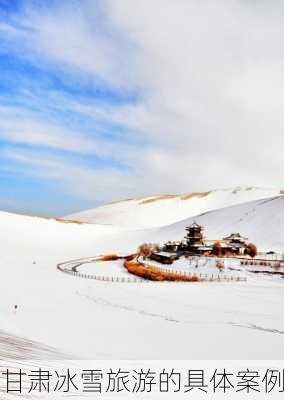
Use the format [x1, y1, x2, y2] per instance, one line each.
[153, 195, 284, 252]
[75, 259, 131, 278]
[148, 256, 248, 279]
[1, 190, 284, 360]
[66, 186, 282, 228]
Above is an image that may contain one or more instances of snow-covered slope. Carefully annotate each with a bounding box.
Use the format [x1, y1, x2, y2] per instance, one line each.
[1, 194, 284, 360]
[152, 195, 284, 252]
[66, 186, 282, 228]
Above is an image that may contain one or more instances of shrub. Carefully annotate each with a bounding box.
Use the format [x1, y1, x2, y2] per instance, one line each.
[245, 243, 257, 258]
[212, 241, 222, 257]
[137, 243, 160, 260]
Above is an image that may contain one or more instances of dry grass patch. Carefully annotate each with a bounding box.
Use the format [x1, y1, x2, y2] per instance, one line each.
[124, 258, 200, 282]
[101, 254, 122, 261]
[180, 191, 211, 200]
[139, 194, 178, 205]
[54, 218, 85, 224]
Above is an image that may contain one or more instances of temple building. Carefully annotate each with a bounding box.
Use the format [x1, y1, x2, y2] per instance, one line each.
[184, 222, 212, 253]
[160, 223, 256, 257]
[220, 233, 249, 255]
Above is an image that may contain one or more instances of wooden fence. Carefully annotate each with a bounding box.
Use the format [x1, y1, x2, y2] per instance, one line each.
[58, 265, 247, 283]
[240, 260, 284, 267]
[57, 256, 247, 283]
[65, 269, 145, 283]
[145, 265, 247, 282]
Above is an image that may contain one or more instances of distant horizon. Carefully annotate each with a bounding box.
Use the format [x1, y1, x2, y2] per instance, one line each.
[1, 184, 282, 218]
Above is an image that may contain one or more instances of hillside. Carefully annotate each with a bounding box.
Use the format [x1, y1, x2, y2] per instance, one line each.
[66, 186, 282, 228]
[151, 195, 284, 252]
[1, 194, 284, 360]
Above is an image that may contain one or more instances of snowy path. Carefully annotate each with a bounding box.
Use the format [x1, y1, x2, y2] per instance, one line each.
[57, 256, 145, 282]
[58, 254, 247, 283]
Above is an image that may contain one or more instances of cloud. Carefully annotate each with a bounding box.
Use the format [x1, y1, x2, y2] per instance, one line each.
[103, 0, 284, 186]
[1, 0, 284, 213]
[0, 0, 138, 90]
[0, 103, 139, 162]
[0, 105, 99, 153]
[1, 147, 139, 203]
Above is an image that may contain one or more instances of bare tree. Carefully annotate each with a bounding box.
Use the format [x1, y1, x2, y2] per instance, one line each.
[245, 243, 257, 258]
[137, 243, 160, 260]
[212, 241, 222, 257]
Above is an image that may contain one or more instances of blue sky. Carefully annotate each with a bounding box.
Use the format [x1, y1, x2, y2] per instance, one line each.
[0, 0, 283, 216]
[0, 0, 145, 215]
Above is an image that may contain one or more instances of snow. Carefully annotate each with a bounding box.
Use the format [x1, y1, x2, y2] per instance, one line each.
[1, 191, 284, 361]
[152, 195, 284, 252]
[66, 186, 282, 228]
[148, 256, 247, 279]
[76, 259, 131, 278]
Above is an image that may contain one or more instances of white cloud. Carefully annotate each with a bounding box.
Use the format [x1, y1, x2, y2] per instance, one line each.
[1, 147, 139, 203]
[1, 0, 284, 209]
[0, 105, 97, 153]
[103, 0, 284, 188]
[0, 21, 22, 37]
[0, 103, 139, 164]
[5, 1, 138, 90]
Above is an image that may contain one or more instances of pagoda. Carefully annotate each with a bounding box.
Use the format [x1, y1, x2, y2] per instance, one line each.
[184, 222, 205, 251]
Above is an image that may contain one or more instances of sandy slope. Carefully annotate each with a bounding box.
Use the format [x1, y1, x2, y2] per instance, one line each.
[0, 194, 284, 360]
[66, 186, 282, 228]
